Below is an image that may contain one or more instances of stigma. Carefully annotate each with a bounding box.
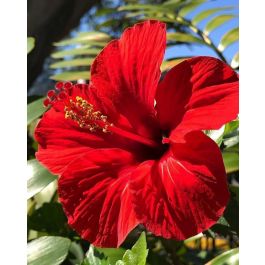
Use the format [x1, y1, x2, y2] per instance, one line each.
[43, 82, 112, 133]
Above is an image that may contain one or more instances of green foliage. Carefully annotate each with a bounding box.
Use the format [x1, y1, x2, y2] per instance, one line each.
[117, 232, 148, 265]
[80, 232, 148, 265]
[28, 202, 68, 236]
[222, 145, 239, 173]
[204, 15, 236, 35]
[206, 248, 239, 265]
[27, 236, 71, 265]
[49, 32, 110, 82]
[27, 37, 35, 54]
[27, 159, 56, 199]
[27, 97, 46, 125]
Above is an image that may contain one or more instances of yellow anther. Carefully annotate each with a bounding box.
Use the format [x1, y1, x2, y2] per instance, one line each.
[64, 96, 110, 133]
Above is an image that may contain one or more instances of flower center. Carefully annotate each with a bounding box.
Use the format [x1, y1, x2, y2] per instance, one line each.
[44, 82, 161, 149]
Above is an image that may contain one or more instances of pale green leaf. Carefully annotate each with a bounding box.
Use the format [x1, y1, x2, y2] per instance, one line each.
[118, 4, 169, 12]
[162, 0, 183, 8]
[231, 52, 239, 69]
[96, 248, 126, 265]
[161, 57, 188, 72]
[218, 27, 239, 51]
[51, 47, 101, 58]
[192, 6, 234, 25]
[27, 236, 71, 265]
[27, 159, 56, 199]
[204, 15, 235, 35]
[50, 58, 94, 69]
[54, 32, 110, 46]
[27, 37, 35, 54]
[167, 32, 204, 44]
[184, 233, 203, 244]
[116, 232, 148, 265]
[206, 248, 239, 265]
[27, 97, 46, 125]
[179, 0, 206, 17]
[50, 71, 90, 81]
[222, 147, 239, 173]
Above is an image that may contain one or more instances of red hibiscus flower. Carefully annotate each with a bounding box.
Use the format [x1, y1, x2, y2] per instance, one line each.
[35, 20, 239, 247]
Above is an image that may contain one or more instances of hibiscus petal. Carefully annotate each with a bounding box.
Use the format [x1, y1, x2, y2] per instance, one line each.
[155, 56, 238, 139]
[58, 148, 139, 247]
[130, 131, 229, 240]
[90, 20, 166, 139]
[34, 107, 112, 175]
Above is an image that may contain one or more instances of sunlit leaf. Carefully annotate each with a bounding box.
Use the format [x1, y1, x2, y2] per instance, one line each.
[118, 4, 169, 12]
[204, 15, 235, 35]
[27, 159, 56, 199]
[179, 0, 206, 17]
[84, 245, 107, 265]
[161, 57, 188, 72]
[51, 47, 101, 58]
[116, 232, 148, 265]
[192, 6, 234, 25]
[206, 248, 239, 265]
[231, 52, 239, 69]
[218, 27, 238, 51]
[27, 97, 46, 125]
[162, 0, 183, 8]
[50, 58, 94, 69]
[184, 233, 203, 244]
[50, 71, 90, 81]
[167, 32, 204, 44]
[54, 32, 110, 46]
[222, 146, 239, 173]
[96, 248, 126, 265]
[27, 236, 71, 265]
[28, 37, 35, 54]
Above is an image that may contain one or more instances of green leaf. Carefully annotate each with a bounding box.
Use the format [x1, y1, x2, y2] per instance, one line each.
[231, 52, 239, 69]
[222, 142, 239, 173]
[184, 233, 203, 244]
[28, 37, 35, 54]
[222, 149, 239, 173]
[167, 32, 204, 44]
[50, 71, 90, 81]
[51, 47, 101, 58]
[162, 0, 183, 8]
[224, 120, 239, 136]
[28, 202, 67, 235]
[50, 58, 94, 69]
[179, 0, 206, 17]
[218, 27, 239, 51]
[118, 4, 169, 13]
[27, 97, 46, 125]
[54, 32, 110, 46]
[204, 15, 235, 35]
[192, 7, 234, 25]
[27, 236, 71, 265]
[161, 57, 188, 72]
[27, 159, 56, 199]
[224, 186, 239, 234]
[96, 248, 126, 265]
[206, 248, 239, 265]
[83, 245, 107, 265]
[117, 232, 148, 265]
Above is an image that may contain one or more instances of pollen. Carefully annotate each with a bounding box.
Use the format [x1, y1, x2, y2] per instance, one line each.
[64, 96, 111, 133]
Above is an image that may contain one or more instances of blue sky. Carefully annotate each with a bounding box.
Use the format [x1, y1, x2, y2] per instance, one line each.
[165, 0, 239, 64]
